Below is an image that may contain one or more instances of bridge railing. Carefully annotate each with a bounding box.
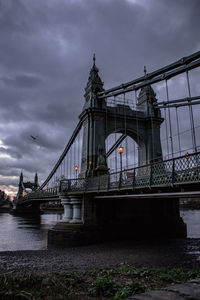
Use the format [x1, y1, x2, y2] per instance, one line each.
[21, 151, 200, 201]
[59, 151, 200, 193]
[21, 185, 60, 201]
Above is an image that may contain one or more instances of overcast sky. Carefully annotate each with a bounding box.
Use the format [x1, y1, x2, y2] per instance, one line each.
[0, 0, 199, 196]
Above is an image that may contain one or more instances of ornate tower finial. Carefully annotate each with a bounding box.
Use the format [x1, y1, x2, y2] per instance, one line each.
[34, 171, 39, 187]
[20, 171, 23, 183]
[93, 53, 96, 66]
[144, 65, 147, 76]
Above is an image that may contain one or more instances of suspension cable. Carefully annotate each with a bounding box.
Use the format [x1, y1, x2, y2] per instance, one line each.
[63, 156, 66, 178]
[78, 132, 81, 172]
[149, 86, 155, 162]
[123, 93, 128, 169]
[186, 70, 197, 153]
[175, 106, 181, 156]
[70, 147, 72, 178]
[165, 80, 174, 158]
[67, 152, 69, 179]
[135, 90, 139, 166]
[60, 161, 62, 179]
[114, 96, 118, 172]
[164, 105, 169, 158]
[105, 94, 108, 167]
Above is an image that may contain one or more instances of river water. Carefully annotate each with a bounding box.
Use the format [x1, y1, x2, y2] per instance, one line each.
[0, 210, 199, 251]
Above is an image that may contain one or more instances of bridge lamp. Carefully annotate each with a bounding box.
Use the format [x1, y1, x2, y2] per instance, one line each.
[74, 166, 78, 180]
[118, 146, 124, 179]
[118, 146, 124, 154]
[185, 153, 190, 169]
[185, 152, 189, 159]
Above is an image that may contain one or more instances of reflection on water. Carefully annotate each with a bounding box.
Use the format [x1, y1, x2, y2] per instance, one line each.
[180, 210, 200, 238]
[0, 210, 199, 251]
[0, 213, 62, 251]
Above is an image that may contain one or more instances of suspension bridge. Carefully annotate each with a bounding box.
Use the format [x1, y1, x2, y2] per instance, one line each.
[14, 50, 200, 245]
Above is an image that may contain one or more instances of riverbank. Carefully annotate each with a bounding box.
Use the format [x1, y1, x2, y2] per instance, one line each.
[0, 239, 200, 298]
[1, 266, 200, 299]
[0, 239, 200, 275]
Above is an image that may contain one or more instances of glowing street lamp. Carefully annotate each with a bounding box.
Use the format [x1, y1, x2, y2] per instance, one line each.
[118, 146, 124, 154]
[74, 166, 78, 181]
[118, 146, 124, 183]
[185, 152, 189, 159]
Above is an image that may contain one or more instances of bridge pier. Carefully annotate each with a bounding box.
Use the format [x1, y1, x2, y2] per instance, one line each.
[48, 194, 186, 248]
[91, 196, 187, 240]
[48, 195, 86, 246]
[60, 195, 82, 223]
[60, 196, 72, 222]
[70, 196, 82, 223]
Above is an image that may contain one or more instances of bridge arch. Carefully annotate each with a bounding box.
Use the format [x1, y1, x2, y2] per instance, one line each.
[105, 127, 145, 169]
[105, 132, 140, 172]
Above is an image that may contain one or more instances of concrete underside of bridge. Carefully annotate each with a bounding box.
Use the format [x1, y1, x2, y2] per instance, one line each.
[48, 196, 187, 247]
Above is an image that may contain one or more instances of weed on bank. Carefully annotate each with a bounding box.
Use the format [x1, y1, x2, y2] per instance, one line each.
[0, 266, 200, 299]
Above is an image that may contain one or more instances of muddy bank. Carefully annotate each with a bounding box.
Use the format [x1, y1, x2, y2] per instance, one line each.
[0, 239, 200, 276]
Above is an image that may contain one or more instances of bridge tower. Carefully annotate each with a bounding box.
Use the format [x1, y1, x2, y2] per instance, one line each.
[79, 54, 108, 178]
[16, 171, 39, 200]
[13, 171, 40, 214]
[17, 171, 24, 199]
[136, 84, 163, 164]
[79, 57, 163, 178]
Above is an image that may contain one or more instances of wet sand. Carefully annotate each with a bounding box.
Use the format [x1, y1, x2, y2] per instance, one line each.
[0, 238, 200, 275]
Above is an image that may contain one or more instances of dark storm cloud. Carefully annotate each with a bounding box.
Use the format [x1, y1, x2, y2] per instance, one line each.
[0, 0, 199, 194]
[0, 73, 44, 88]
[0, 147, 22, 159]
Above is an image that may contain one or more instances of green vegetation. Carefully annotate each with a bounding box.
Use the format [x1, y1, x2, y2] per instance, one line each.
[0, 266, 200, 299]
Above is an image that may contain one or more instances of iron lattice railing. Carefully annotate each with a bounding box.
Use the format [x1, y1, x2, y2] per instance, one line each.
[23, 152, 200, 200]
[59, 152, 200, 193]
[21, 186, 60, 202]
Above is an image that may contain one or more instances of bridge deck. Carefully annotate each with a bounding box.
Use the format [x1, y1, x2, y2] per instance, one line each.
[19, 152, 200, 204]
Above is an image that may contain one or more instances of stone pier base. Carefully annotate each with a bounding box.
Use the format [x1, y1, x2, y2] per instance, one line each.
[48, 223, 100, 247]
[48, 196, 187, 247]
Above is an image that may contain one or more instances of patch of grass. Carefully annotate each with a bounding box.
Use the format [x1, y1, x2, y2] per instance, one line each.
[114, 280, 147, 299]
[89, 274, 121, 297]
[0, 266, 200, 299]
[154, 268, 200, 284]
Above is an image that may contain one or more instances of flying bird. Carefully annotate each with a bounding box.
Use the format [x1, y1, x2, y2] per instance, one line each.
[30, 135, 38, 140]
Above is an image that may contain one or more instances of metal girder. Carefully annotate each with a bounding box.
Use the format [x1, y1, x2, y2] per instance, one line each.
[98, 52, 200, 99]
[94, 191, 200, 200]
[106, 134, 127, 158]
[155, 95, 200, 106]
[155, 95, 200, 109]
[98, 50, 200, 97]
[157, 100, 200, 109]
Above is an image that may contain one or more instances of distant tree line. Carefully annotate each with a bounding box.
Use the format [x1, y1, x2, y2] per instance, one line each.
[0, 190, 11, 204]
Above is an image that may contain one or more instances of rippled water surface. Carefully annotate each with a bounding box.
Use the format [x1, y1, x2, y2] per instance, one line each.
[0, 210, 199, 251]
[0, 213, 62, 251]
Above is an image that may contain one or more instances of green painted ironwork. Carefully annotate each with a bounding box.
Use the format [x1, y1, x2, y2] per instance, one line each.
[22, 151, 200, 202]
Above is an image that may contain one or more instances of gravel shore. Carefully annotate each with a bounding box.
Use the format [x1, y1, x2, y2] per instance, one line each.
[0, 238, 200, 275]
